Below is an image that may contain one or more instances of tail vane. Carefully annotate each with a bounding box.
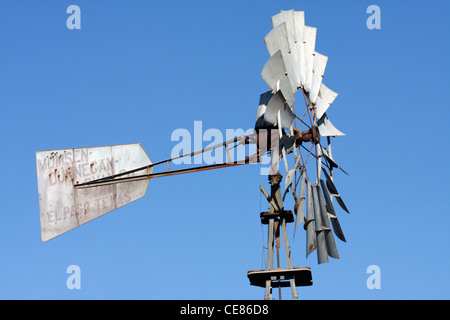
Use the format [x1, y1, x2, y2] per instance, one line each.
[36, 143, 152, 242]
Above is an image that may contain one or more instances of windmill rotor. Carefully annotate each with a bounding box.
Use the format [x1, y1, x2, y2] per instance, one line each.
[255, 9, 350, 266]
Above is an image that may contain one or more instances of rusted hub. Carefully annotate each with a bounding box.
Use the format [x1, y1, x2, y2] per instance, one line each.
[294, 126, 320, 145]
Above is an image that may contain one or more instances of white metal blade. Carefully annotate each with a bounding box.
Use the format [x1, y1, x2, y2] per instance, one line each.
[305, 181, 317, 258]
[263, 91, 295, 130]
[270, 10, 302, 89]
[37, 143, 152, 242]
[261, 50, 296, 107]
[284, 155, 300, 193]
[320, 179, 346, 242]
[302, 26, 317, 92]
[317, 184, 339, 259]
[316, 84, 338, 120]
[264, 22, 297, 93]
[309, 52, 328, 104]
[312, 184, 328, 264]
[293, 11, 306, 88]
[316, 144, 322, 184]
[255, 91, 275, 129]
[320, 144, 339, 169]
[317, 113, 345, 137]
[294, 171, 306, 232]
[322, 168, 350, 214]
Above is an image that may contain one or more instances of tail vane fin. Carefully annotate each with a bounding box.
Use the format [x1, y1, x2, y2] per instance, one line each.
[36, 143, 152, 242]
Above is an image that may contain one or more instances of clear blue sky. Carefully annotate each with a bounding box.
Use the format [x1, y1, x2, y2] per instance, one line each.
[0, 0, 449, 299]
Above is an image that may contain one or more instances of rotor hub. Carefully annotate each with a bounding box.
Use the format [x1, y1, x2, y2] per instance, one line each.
[294, 126, 320, 145]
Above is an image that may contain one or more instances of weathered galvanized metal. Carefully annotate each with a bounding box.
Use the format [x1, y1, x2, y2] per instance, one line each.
[305, 181, 317, 258]
[316, 184, 339, 259]
[284, 165, 296, 195]
[36, 143, 152, 242]
[302, 26, 317, 92]
[271, 10, 302, 89]
[294, 171, 306, 233]
[316, 84, 338, 120]
[37, 135, 260, 243]
[263, 91, 295, 130]
[293, 11, 306, 87]
[264, 22, 297, 93]
[261, 50, 295, 107]
[320, 144, 339, 169]
[255, 91, 275, 130]
[317, 113, 345, 137]
[311, 183, 328, 264]
[320, 179, 346, 242]
[322, 168, 349, 213]
[309, 52, 328, 104]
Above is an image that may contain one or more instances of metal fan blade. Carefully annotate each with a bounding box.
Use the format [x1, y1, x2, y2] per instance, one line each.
[317, 113, 345, 137]
[309, 52, 328, 104]
[255, 91, 275, 130]
[320, 144, 349, 175]
[322, 168, 350, 213]
[320, 144, 339, 169]
[271, 10, 302, 89]
[305, 181, 317, 258]
[261, 50, 296, 107]
[284, 155, 300, 192]
[294, 171, 306, 233]
[293, 11, 306, 88]
[263, 91, 295, 130]
[302, 26, 317, 92]
[284, 167, 295, 194]
[316, 84, 338, 120]
[335, 195, 349, 214]
[321, 168, 337, 194]
[316, 184, 339, 259]
[316, 144, 322, 184]
[320, 179, 346, 242]
[312, 183, 328, 264]
[264, 22, 297, 92]
[279, 135, 295, 156]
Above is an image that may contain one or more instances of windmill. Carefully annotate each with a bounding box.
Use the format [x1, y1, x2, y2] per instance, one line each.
[35, 10, 349, 300]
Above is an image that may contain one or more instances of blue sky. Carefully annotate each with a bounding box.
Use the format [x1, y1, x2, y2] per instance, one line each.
[0, 0, 449, 299]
